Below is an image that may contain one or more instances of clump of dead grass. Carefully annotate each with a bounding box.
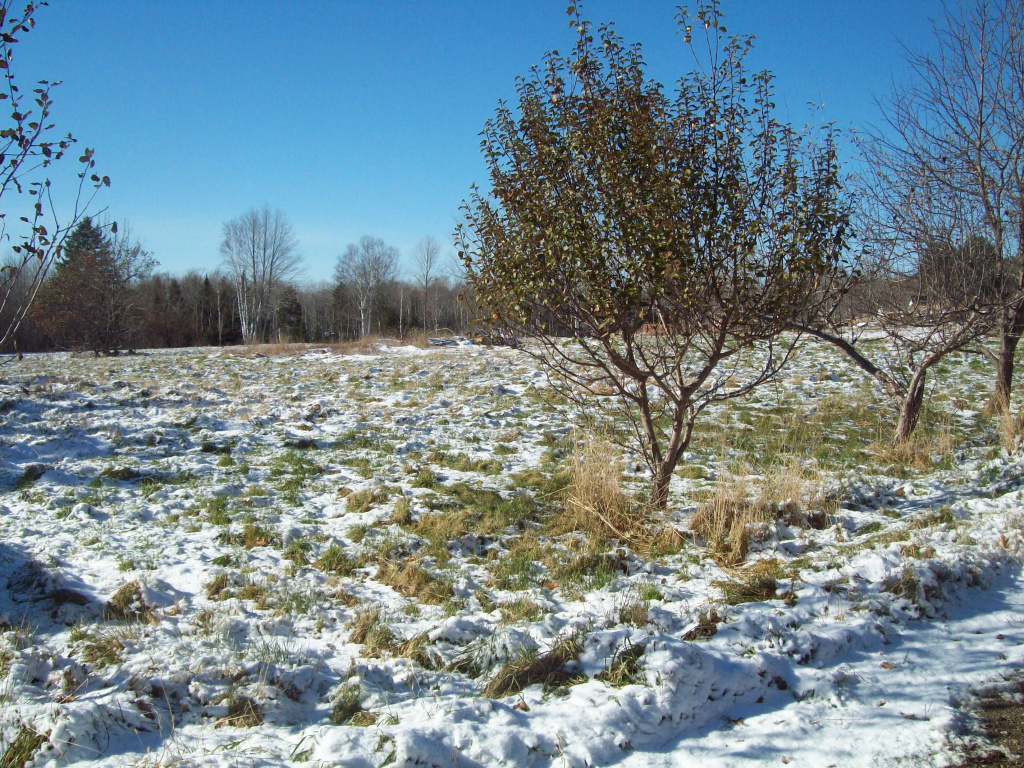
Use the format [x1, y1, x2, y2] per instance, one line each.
[690, 460, 829, 565]
[995, 407, 1024, 454]
[596, 640, 646, 687]
[553, 434, 646, 541]
[394, 632, 440, 669]
[376, 557, 454, 605]
[616, 595, 650, 627]
[498, 597, 545, 624]
[689, 474, 764, 566]
[712, 573, 778, 605]
[104, 581, 153, 622]
[215, 694, 263, 728]
[0, 724, 48, 768]
[347, 609, 396, 656]
[682, 607, 723, 641]
[873, 412, 955, 470]
[482, 632, 584, 699]
[882, 565, 922, 605]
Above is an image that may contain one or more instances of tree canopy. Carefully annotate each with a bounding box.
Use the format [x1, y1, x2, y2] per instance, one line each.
[458, 1, 851, 509]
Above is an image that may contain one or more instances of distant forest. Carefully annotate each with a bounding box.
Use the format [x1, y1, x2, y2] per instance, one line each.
[2, 217, 474, 354]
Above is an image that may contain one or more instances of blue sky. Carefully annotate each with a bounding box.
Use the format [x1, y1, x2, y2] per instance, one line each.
[14, 1, 939, 282]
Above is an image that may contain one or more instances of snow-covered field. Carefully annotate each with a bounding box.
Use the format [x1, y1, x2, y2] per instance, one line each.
[0, 340, 1022, 767]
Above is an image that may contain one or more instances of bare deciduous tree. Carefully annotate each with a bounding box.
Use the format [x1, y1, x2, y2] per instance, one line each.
[799, 168, 1001, 443]
[412, 235, 442, 331]
[335, 236, 398, 338]
[873, 0, 1024, 411]
[0, 1, 108, 358]
[796, 0, 1015, 442]
[220, 206, 301, 344]
[458, 2, 850, 510]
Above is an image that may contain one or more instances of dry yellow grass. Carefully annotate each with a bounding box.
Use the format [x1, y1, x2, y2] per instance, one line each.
[996, 408, 1024, 454]
[553, 433, 645, 541]
[872, 416, 955, 469]
[376, 557, 454, 605]
[690, 459, 830, 565]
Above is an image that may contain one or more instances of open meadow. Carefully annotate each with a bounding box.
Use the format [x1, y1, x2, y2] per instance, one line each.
[1, 338, 1023, 767]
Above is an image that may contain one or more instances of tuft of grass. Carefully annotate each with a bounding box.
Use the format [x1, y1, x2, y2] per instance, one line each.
[882, 565, 922, 604]
[908, 506, 956, 529]
[239, 523, 277, 548]
[682, 607, 724, 641]
[639, 583, 663, 602]
[347, 609, 395, 656]
[691, 459, 832, 565]
[80, 633, 125, 666]
[425, 451, 502, 475]
[390, 496, 412, 525]
[283, 437, 318, 450]
[689, 474, 768, 566]
[872, 410, 955, 471]
[713, 574, 777, 605]
[597, 640, 646, 687]
[283, 539, 311, 565]
[376, 558, 454, 605]
[347, 710, 380, 727]
[411, 467, 441, 489]
[236, 578, 270, 605]
[205, 496, 232, 526]
[328, 683, 363, 725]
[487, 535, 551, 591]
[483, 632, 584, 699]
[499, 597, 545, 624]
[995, 406, 1024, 453]
[14, 465, 45, 491]
[617, 595, 649, 627]
[315, 543, 357, 576]
[100, 466, 142, 482]
[205, 572, 230, 600]
[346, 487, 390, 514]
[553, 433, 642, 541]
[200, 441, 232, 455]
[394, 633, 439, 669]
[550, 549, 623, 596]
[104, 581, 152, 622]
[0, 724, 48, 768]
[216, 694, 263, 728]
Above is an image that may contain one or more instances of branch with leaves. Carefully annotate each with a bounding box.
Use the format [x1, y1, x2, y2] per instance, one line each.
[0, 0, 109, 358]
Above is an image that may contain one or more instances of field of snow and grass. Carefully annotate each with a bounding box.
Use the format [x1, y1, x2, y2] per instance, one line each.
[0, 337, 1022, 767]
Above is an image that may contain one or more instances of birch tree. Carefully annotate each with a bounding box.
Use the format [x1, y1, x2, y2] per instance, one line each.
[220, 206, 301, 344]
[412, 235, 442, 331]
[335, 236, 398, 338]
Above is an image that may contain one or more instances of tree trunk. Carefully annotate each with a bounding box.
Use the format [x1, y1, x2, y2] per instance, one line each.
[991, 303, 1024, 413]
[894, 369, 928, 444]
[651, 460, 674, 510]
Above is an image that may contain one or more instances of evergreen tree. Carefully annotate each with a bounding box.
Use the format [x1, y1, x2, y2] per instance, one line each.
[33, 218, 152, 353]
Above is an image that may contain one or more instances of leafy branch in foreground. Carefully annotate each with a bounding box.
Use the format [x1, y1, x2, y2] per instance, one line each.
[0, 0, 109, 357]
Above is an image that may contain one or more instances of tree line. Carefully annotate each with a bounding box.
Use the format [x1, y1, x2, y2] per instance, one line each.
[2, 213, 473, 354]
